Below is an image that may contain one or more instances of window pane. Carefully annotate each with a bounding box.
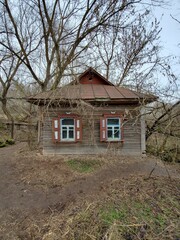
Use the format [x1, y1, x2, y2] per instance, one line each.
[62, 118, 74, 125]
[69, 130, 74, 139]
[107, 118, 119, 125]
[62, 130, 67, 139]
[114, 129, 120, 138]
[108, 129, 113, 138]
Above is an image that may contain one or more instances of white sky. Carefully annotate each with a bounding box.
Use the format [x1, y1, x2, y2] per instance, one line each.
[152, 0, 180, 100]
[153, 0, 180, 57]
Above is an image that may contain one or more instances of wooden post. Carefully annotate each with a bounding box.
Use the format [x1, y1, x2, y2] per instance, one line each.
[37, 106, 42, 144]
[140, 108, 146, 154]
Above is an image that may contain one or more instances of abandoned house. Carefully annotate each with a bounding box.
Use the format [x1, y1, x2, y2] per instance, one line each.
[27, 67, 157, 155]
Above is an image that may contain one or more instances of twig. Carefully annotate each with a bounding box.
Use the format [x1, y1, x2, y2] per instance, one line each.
[146, 161, 158, 179]
[84, 232, 96, 239]
[117, 223, 146, 227]
[162, 161, 172, 180]
[48, 206, 54, 214]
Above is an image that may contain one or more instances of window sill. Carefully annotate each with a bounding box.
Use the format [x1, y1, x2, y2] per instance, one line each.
[105, 139, 124, 143]
[60, 140, 76, 143]
[54, 140, 77, 144]
[61, 140, 75, 142]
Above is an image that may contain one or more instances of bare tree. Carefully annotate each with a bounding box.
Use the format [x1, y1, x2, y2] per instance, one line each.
[146, 100, 180, 140]
[0, 55, 23, 138]
[0, 7, 23, 138]
[0, 0, 167, 92]
[90, 10, 163, 89]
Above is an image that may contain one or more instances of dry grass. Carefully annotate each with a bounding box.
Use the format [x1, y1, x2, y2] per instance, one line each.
[14, 149, 114, 191]
[0, 144, 179, 240]
[1, 177, 179, 240]
[61, 177, 179, 240]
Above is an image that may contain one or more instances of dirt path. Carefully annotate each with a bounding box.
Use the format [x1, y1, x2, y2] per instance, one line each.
[0, 143, 52, 210]
[0, 143, 179, 212]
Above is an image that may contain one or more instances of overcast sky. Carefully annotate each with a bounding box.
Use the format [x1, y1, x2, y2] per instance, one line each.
[153, 0, 180, 57]
[151, 0, 180, 99]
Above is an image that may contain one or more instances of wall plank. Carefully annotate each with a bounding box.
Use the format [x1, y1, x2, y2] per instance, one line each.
[42, 105, 143, 155]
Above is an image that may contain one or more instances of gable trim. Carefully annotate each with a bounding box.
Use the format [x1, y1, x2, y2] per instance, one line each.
[70, 67, 115, 86]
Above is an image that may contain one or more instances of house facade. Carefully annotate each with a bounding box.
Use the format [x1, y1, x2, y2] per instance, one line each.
[28, 68, 157, 155]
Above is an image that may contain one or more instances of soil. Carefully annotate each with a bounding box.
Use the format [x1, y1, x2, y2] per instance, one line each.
[0, 142, 179, 239]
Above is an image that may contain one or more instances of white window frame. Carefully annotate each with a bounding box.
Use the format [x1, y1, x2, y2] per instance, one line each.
[106, 117, 121, 141]
[60, 118, 75, 141]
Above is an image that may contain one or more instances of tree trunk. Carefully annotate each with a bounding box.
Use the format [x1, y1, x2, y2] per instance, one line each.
[1, 99, 14, 139]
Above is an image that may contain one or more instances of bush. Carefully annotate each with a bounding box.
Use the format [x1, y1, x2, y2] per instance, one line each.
[147, 144, 179, 163]
[0, 141, 6, 148]
[6, 138, 15, 145]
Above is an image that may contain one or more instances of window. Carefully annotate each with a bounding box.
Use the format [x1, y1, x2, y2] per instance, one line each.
[61, 118, 75, 141]
[52, 115, 82, 143]
[100, 115, 123, 142]
[107, 118, 121, 141]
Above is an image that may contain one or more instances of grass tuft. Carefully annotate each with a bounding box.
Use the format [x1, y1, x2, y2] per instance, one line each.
[67, 159, 100, 173]
[100, 206, 127, 224]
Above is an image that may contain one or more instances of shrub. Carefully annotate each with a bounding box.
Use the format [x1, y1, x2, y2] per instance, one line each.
[6, 138, 15, 145]
[0, 141, 6, 148]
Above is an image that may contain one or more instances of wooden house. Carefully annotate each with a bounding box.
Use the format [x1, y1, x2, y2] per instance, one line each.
[27, 68, 157, 155]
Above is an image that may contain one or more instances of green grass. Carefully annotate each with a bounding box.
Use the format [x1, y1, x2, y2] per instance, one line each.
[15, 177, 177, 240]
[73, 199, 172, 240]
[100, 206, 127, 224]
[67, 159, 100, 173]
[99, 199, 174, 234]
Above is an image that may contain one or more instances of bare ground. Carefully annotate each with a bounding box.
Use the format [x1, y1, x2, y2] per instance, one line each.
[0, 142, 179, 239]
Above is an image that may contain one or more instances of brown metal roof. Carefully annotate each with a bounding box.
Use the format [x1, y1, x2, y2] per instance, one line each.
[27, 84, 157, 105]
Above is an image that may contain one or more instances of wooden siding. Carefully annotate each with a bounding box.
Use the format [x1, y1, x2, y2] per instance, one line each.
[79, 72, 110, 85]
[42, 105, 142, 155]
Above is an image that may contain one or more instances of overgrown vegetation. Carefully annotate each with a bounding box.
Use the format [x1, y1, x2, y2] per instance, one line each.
[0, 140, 6, 148]
[0, 143, 179, 240]
[5, 138, 15, 145]
[1, 177, 179, 239]
[147, 133, 180, 163]
[0, 137, 15, 148]
[62, 178, 179, 240]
